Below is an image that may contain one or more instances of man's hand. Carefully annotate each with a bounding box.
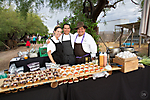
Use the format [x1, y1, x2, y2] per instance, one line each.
[52, 61, 56, 64]
[47, 40, 50, 44]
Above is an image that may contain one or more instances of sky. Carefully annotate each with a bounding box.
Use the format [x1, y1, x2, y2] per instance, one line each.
[38, 0, 142, 33]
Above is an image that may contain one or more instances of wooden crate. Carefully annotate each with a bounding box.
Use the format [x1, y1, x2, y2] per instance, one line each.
[113, 56, 138, 73]
[115, 55, 137, 62]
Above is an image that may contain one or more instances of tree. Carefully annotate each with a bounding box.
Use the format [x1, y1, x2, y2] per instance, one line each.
[4, 0, 144, 32]
[0, 5, 48, 49]
[9, 0, 44, 19]
[25, 13, 48, 34]
[4, 0, 124, 39]
[6, 0, 145, 22]
[0, 6, 24, 41]
[0, 0, 144, 50]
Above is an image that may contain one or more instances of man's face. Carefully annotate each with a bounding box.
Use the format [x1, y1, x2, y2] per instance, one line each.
[77, 27, 86, 36]
[63, 25, 71, 34]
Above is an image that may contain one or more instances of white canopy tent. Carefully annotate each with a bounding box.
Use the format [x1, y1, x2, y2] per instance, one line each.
[139, 0, 150, 56]
[139, 0, 150, 38]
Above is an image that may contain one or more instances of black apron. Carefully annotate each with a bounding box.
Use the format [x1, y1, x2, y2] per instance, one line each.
[74, 34, 90, 64]
[50, 39, 64, 65]
[61, 34, 76, 65]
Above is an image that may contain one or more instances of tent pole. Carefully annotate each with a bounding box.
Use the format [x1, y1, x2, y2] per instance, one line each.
[123, 29, 132, 44]
[130, 31, 133, 47]
[130, 25, 135, 47]
[119, 28, 123, 48]
[139, 36, 141, 48]
[148, 43, 150, 57]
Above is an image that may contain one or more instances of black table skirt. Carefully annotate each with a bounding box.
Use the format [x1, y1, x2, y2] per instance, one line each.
[1, 66, 150, 100]
[9, 56, 50, 72]
[0, 84, 68, 100]
[67, 66, 150, 100]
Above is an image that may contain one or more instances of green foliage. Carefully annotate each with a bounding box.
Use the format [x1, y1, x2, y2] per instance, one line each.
[9, 0, 45, 18]
[0, 5, 48, 42]
[139, 56, 150, 66]
[59, 9, 100, 51]
[140, 0, 145, 10]
[25, 13, 48, 34]
[0, 6, 22, 41]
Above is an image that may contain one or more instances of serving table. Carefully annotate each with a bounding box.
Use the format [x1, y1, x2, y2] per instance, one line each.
[0, 66, 150, 100]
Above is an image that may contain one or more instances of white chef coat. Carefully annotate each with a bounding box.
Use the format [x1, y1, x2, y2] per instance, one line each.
[47, 36, 60, 54]
[74, 32, 97, 57]
[59, 33, 75, 49]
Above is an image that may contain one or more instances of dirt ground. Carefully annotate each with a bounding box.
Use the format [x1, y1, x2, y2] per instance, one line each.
[0, 44, 41, 71]
[0, 42, 148, 71]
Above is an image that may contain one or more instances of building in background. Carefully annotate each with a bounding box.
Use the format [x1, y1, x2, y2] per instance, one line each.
[99, 19, 129, 32]
[98, 19, 144, 45]
[115, 21, 145, 44]
[99, 19, 129, 42]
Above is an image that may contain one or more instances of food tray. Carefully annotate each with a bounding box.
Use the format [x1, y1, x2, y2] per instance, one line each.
[0, 67, 121, 93]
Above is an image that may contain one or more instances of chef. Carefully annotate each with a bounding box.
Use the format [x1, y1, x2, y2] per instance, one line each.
[74, 22, 97, 64]
[47, 25, 64, 64]
[59, 23, 76, 65]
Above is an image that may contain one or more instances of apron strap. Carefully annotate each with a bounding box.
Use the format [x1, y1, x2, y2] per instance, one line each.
[61, 33, 64, 42]
[50, 38, 56, 44]
[74, 33, 85, 43]
[76, 53, 90, 59]
[62, 33, 72, 47]
[50, 38, 60, 45]
[62, 33, 71, 41]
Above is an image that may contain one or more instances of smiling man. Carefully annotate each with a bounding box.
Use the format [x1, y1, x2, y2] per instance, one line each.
[74, 22, 97, 64]
[59, 23, 76, 65]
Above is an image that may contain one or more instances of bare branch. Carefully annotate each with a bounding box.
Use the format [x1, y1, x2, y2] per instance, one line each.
[105, 0, 123, 9]
[105, 5, 116, 9]
[114, 0, 123, 5]
[131, 0, 139, 5]
[102, 9, 106, 17]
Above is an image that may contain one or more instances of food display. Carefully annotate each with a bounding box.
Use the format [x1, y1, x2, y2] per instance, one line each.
[116, 51, 136, 59]
[0, 62, 121, 93]
[73, 78, 79, 82]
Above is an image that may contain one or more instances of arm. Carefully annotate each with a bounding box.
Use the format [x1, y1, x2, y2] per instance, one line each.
[46, 39, 50, 44]
[47, 50, 56, 64]
[71, 33, 76, 49]
[89, 35, 97, 58]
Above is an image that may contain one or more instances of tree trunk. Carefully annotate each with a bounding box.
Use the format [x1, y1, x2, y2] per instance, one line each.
[7, 39, 14, 49]
[20, 32, 27, 42]
[92, 0, 106, 23]
[13, 40, 18, 49]
[83, 0, 107, 34]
